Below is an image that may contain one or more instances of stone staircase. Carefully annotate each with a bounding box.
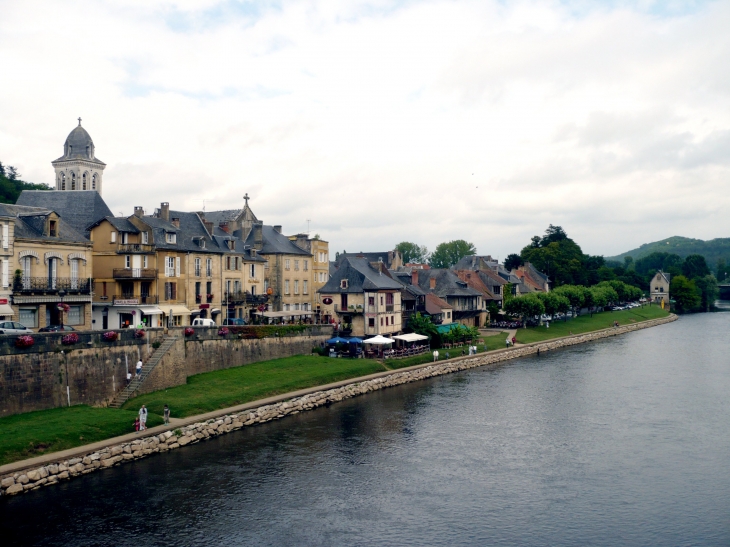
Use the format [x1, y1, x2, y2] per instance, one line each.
[108, 337, 177, 409]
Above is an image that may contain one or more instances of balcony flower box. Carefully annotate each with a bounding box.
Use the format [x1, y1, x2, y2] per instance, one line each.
[134, 329, 146, 339]
[195, 295, 202, 303]
[57, 303, 70, 313]
[15, 335, 34, 348]
[184, 327, 195, 337]
[218, 327, 229, 337]
[102, 331, 119, 342]
[62, 333, 79, 345]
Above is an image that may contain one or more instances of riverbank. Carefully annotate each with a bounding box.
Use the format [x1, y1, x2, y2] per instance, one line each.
[0, 313, 676, 497]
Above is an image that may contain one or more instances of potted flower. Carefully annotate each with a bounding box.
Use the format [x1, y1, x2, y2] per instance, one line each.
[134, 329, 146, 339]
[217, 327, 229, 337]
[57, 303, 70, 313]
[62, 333, 79, 345]
[102, 331, 119, 342]
[184, 327, 195, 337]
[15, 335, 34, 348]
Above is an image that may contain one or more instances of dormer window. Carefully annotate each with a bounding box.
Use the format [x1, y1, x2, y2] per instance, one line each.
[341, 279, 348, 289]
[49, 220, 57, 237]
[141, 231, 148, 244]
[166, 232, 177, 244]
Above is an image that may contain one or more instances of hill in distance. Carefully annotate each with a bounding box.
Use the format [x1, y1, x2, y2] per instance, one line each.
[607, 235, 730, 268]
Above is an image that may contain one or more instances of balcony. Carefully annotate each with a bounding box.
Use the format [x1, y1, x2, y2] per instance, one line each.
[225, 291, 269, 305]
[113, 268, 158, 279]
[117, 244, 154, 253]
[385, 304, 394, 312]
[334, 304, 364, 314]
[13, 277, 92, 295]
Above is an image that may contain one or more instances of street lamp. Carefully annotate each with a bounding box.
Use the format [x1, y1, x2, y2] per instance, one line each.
[58, 289, 67, 328]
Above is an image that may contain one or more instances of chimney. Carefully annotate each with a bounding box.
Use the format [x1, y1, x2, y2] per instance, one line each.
[203, 220, 214, 235]
[171, 217, 180, 228]
[219, 222, 229, 233]
[253, 221, 263, 250]
[134, 206, 144, 218]
[411, 269, 418, 286]
[430, 277, 436, 290]
[273, 225, 282, 234]
[227, 220, 237, 234]
[160, 202, 170, 221]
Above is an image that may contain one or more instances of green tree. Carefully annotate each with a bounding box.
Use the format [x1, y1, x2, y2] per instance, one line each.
[682, 254, 711, 280]
[429, 240, 477, 269]
[669, 275, 701, 313]
[0, 162, 50, 203]
[504, 253, 523, 271]
[694, 275, 719, 312]
[504, 293, 545, 324]
[537, 292, 570, 319]
[623, 256, 634, 270]
[716, 259, 730, 282]
[553, 284, 585, 317]
[395, 241, 429, 264]
[406, 312, 440, 348]
[582, 286, 596, 316]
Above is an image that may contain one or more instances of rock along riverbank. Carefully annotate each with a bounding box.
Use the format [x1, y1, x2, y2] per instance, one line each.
[0, 314, 676, 497]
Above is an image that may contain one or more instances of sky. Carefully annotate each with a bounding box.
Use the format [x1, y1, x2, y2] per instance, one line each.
[1, 0, 728, 260]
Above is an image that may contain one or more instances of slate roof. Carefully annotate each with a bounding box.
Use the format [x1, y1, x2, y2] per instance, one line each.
[336, 251, 397, 267]
[17, 190, 113, 239]
[0, 204, 88, 243]
[243, 225, 310, 256]
[139, 211, 214, 253]
[203, 210, 240, 226]
[211, 227, 266, 262]
[454, 270, 498, 300]
[452, 255, 498, 271]
[477, 269, 507, 288]
[319, 257, 403, 294]
[413, 268, 483, 299]
[52, 124, 106, 165]
[89, 217, 140, 233]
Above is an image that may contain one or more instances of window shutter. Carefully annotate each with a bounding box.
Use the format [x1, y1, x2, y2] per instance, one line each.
[2, 224, 7, 249]
[111, 231, 117, 243]
[176, 257, 180, 277]
[166, 256, 171, 277]
[1, 260, 7, 288]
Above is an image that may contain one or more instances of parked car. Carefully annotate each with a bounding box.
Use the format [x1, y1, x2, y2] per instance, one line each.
[0, 321, 33, 334]
[192, 318, 216, 327]
[38, 325, 76, 333]
[222, 318, 246, 326]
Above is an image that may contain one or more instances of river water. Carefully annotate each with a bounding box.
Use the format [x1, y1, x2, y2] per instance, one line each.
[2, 312, 730, 546]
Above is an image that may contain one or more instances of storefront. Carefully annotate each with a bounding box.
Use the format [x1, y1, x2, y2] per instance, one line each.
[161, 304, 192, 327]
[92, 302, 163, 329]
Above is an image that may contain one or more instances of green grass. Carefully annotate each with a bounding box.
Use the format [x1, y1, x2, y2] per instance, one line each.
[514, 305, 670, 344]
[121, 355, 388, 418]
[0, 406, 163, 466]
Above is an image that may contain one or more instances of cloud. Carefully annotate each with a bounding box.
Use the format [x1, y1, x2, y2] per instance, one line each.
[1, 0, 729, 260]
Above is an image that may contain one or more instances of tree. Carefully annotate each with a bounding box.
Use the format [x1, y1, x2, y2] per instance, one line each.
[553, 285, 585, 317]
[429, 240, 477, 269]
[395, 241, 430, 264]
[682, 254, 711, 280]
[406, 312, 440, 348]
[623, 256, 634, 270]
[0, 161, 50, 203]
[717, 259, 730, 282]
[537, 292, 570, 319]
[670, 275, 700, 312]
[582, 286, 596, 316]
[504, 253, 523, 271]
[504, 293, 544, 324]
[694, 275, 719, 312]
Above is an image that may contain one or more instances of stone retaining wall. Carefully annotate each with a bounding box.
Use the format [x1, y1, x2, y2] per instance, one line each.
[0, 314, 677, 497]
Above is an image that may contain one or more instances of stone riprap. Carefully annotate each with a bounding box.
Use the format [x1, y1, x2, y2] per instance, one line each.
[0, 314, 676, 497]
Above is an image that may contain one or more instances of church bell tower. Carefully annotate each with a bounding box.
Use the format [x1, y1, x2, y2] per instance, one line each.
[51, 118, 106, 195]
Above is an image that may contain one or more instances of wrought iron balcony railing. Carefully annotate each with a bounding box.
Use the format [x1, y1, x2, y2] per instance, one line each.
[113, 268, 158, 279]
[13, 277, 92, 294]
[224, 291, 269, 305]
[117, 244, 155, 253]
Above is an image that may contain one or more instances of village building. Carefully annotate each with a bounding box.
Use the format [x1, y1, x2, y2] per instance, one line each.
[650, 271, 671, 305]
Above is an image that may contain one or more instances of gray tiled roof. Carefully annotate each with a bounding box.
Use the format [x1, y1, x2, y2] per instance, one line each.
[203, 210, 240, 226]
[17, 190, 113, 239]
[243, 225, 310, 256]
[413, 268, 483, 298]
[0, 204, 87, 243]
[52, 124, 105, 165]
[103, 217, 139, 233]
[319, 257, 403, 293]
[336, 251, 396, 267]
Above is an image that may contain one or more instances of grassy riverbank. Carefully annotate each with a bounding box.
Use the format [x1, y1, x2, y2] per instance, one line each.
[514, 305, 670, 344]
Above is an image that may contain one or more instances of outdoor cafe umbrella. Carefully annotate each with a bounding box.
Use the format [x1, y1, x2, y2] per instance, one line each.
[347, 337, 363, 344]
[363, 335, 395, 345]
[326, 336, 350, 344]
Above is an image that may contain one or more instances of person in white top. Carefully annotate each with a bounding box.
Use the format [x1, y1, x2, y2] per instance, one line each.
[136, 360, 143, 377]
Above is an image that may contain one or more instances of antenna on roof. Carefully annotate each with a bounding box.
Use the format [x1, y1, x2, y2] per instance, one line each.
[306, 219, 311, 234]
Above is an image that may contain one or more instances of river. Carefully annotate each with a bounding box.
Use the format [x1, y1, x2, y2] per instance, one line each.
[2, 312, 730, 546]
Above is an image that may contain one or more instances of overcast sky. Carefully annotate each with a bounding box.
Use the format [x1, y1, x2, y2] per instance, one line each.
[1, 0, 728, 259]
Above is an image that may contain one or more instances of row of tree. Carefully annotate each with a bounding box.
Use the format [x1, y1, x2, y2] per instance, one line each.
[503, 280, 644, 322]
[395, 240, 476, 268]
[0, 162, 50, 204]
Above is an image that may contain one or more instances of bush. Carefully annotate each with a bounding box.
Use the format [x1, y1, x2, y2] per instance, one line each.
[152, 341, 161, 349]
[61, 333, 79, 346]
[102, 331, 119, 342]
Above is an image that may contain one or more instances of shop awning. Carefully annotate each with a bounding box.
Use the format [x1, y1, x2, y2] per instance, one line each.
[163, 305, 192, 316]
[0, 304, 14, 316]
[210, 308, 221, 314]
[392, 333, 429, 342]
[139, 306, 163, 315]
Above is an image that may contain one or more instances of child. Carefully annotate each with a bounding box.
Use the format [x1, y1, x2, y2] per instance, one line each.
[134, 417, 140, 433]
[163, 404, 170, 425]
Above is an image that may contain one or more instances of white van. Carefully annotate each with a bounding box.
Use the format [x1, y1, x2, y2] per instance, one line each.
[192, 318, 216, 327]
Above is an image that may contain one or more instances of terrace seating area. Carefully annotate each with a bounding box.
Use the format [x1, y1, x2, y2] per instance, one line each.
[364, 344, 430, 359]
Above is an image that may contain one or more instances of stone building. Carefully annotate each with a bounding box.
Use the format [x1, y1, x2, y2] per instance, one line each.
[290, 234, 333, 324]
[650, 271, 671, 305]
[51, 119, 106, 195]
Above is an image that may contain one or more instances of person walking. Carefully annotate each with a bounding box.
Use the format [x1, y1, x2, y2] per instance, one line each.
[139, 404, 148, 431]
[134, 417, 140, 433]
[126, 370, 132, 385]
[136, 359, 143, 378]
[511, 336, 516, 346]
[163, 404, 170, 425]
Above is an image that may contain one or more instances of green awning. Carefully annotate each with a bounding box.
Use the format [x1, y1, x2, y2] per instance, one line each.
[436, 323, 459, 334]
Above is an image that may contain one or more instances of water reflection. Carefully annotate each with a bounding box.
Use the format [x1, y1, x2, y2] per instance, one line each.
[2, 314, 730, 546]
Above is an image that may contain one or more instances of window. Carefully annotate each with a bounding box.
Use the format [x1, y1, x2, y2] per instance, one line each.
[102, 281, 107, 297]
[294, 280, 299, 294]
[19, 307, 37, 327]
[71, 172, 76, 190]
[304, 260, 308, 271]
[49, 220, 57, 237]
[143, 256, 148, 268]
[294, 303, 300, 311]
[195, 282, 201, 297]
[340, 279, 348, 289]
[391, 315, 394, 325]
[264, 279, 269, 292]
[67, 306, 82, 326]
[92, 174, 97, 190]
[369, 296, 375, 306]
[166, 232, 177, 244]
[250, 284, 255, 296]
[447, 311, 451, 318]
[164, 282, 177, 300]
[380, 295, 384, 305]
[226, 256, 231, 270]
[380, 317, 383, 326]
[285, 259, 291, 270]
[234, 257, 239, 270]
[141, 231, 148, 244]
[1, 259, 7, 288]
[110, 231, 117, 243]
[60, 172, 66, 190]
[285, 280, 290, 294]
[250, 264, 255, 278]
[369, 318, 375, 327]
[120, 232, 128, 244]
[195, 258, 201, 277]
[125, 255, 131, 268]
[206, 281, 212, 296]
[294, 260, 299, 271]
[386, 293, 394, 305]
[303, 280, 308, 294]
[173, 315, 182, 326]
[82, 173, 87, 190]
[206, 258, 212, 277]
[385, 316, 389, 326]
[2, 223, 7, 250]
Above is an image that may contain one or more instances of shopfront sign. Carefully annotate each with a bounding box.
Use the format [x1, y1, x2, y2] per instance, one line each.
[115, 299, 139, 306]
[199, 304, 210, 309]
